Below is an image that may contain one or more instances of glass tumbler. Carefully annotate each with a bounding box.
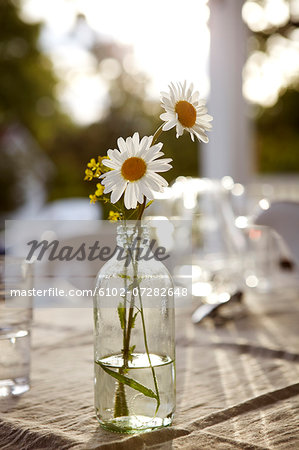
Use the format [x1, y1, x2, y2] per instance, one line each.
[0, 256, 33, 396]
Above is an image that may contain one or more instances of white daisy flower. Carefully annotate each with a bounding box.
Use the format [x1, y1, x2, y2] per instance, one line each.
[101, 132, 172, 209]
[160, 81, 213, 143]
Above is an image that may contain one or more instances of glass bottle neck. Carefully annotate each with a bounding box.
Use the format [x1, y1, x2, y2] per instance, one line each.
[117, 224, 150, 250]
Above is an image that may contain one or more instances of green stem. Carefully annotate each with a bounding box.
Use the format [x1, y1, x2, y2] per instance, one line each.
[122, 263, 128, 365]
[114, 246, 129, 418]
[131, 222, 160, 413]
[122, 228, 136, 366]
[152, 124, 164, 145]
[123, 289, 135, 365]
[118, 224, 161, 415]
[134, 124, 164, 222]
[114, 378, 129, 417]
[137, 197, 146, 221]
[137, 284, 161, 414]
[112, 121, 165, 415]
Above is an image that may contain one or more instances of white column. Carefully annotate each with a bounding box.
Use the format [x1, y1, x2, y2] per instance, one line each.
[201, 0, 252, 184]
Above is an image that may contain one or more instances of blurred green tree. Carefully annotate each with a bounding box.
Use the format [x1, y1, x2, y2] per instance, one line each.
[0, 0, 68, 214]
[244, 0, 299, 173]
[0, 2, 199, 218]
[256, 88, 299, 173]
[0, 0, 62, 142]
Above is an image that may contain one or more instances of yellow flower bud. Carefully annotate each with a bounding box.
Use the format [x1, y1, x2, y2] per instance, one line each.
[108, 211, 120, 222]
[89, 194, 97, 204]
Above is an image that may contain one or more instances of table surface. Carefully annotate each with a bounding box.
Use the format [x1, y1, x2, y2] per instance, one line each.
[0, 286, 299, 450]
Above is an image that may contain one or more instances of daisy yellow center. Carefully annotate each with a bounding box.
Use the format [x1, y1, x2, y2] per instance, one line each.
[175, 100, 196, 128]
[121, 157, 147, 181]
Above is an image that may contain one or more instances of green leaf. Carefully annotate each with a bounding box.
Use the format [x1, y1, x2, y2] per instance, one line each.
[117, 302, 125, 329]
[96, 361, 158, 400]
[131, 312, 138, 328]
[128, 345, 136, 362]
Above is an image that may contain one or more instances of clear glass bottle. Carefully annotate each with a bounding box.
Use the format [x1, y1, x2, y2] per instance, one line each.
[93, 223, 175, 433]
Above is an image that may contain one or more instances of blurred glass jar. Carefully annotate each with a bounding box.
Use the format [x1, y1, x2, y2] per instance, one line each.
[168, 178, 245, 298]
[242, 225, 284, 293]
[0, 256, 33, 396]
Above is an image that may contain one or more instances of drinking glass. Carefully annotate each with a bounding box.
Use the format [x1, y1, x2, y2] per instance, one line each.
[170, 178, 245, 299]
[242, 225, 281, 293]
[0, 256, 33, 396]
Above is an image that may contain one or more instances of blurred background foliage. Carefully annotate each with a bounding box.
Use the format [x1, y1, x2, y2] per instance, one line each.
[256, 88, 299, 172]
[0, 0, 197, 217]
[0, 0, 298, 218]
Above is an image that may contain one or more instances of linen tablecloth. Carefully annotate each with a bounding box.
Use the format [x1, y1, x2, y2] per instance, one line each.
[0, 288, 298, 449]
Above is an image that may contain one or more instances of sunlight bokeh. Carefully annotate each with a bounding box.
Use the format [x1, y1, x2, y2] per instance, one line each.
[242, 0, 299, 107]
[21, 0, 210, 124]
[242, 0, 290, 32]
[19, 0, 299, 116]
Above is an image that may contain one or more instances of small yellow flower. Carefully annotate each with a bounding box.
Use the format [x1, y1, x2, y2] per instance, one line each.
[85, 156, 111, 183]
[95, 183, 105, 197]
[89, 194, 97, 204]
[94, 167, 102, 178]
[84, 169, 94, 181]
[108, 211, 121, 222]
[99, 156, 110, 173]
[87, 158, 98, 169]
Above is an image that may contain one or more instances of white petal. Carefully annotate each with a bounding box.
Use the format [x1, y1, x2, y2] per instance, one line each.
[190, 91, 200, 103]
[142, 145, 163, 162]
[161, 98, 175, 109]
[139, 135, 149, 153]
[194, 99, 206, 108]
[146, 172, 168, 188]
[171, 82, 179, 98]
[162, 119, 177, 131]
[146, 135, 153, 147]
[200, 114, 213, 122]
[103, 169, 121, 181]
[143, 174, 162, 192]
[196, 120, 212, 130]
[141, 147, 156, 162]
[102, 180, 117, 191]
[110, 180, 127, 203]
[149, 151, 165, 161]
[102, 159, 120, 169]
[117, 137, 127, 153]
[107, 149, 122, 164]
[151, 142, 163, 152]
[148, 161, 172, 172]
[132, 132, 140, 149]
[176, 122, 184, 136]
[139, 179, 155, 199]
[124, 183, 137, 209]
[193, 129, 209, 143]
[187, 83, 194, 99]
[197, 108, 208, 116]
[125, 137, 134, 157]
[134, 182, 144, 203]
[160, 112, 173, 121]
